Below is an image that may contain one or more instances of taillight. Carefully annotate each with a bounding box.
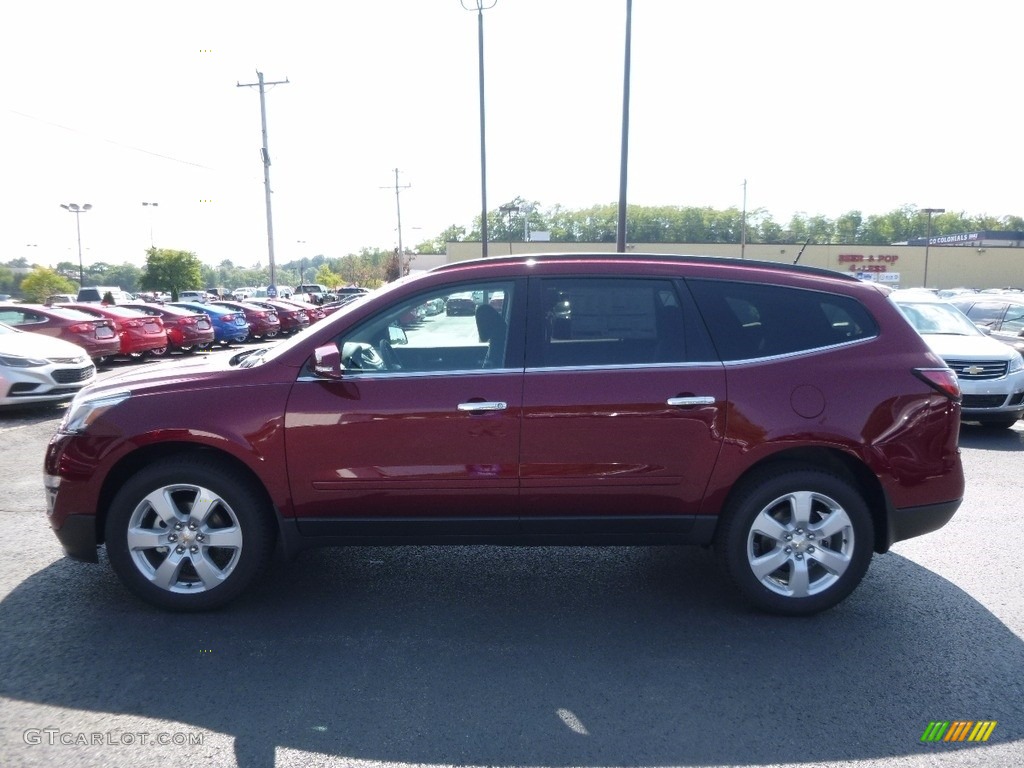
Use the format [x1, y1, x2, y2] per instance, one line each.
[252, 311, 267, 318]
[222, 313, 236, 321]
[914, 368, 961, 401]
[67, 323, 91, 333]
[123, 319, 144, 328]
[178, 316, 197, 326]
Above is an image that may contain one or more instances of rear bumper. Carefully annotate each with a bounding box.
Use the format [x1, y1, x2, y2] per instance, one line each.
[884, 498, 962, 551]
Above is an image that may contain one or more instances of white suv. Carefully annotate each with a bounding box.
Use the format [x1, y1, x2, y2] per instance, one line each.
[892, 293, 1024, 428]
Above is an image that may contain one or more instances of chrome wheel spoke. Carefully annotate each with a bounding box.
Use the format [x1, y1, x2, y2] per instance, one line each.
[813, 510, 849, 540]
[750, 546, 790, 582]
[752, 511, 790, 543]
[810, 546, 851, 576]
[188, 490, 219, 525]
[141, 488, 181, 527]
[203, 526, 242, 549]
[151, 550, 186, 590]
[190, 551, 228, 589]
[126, 527, 166, 551]
[788, 557, 811, 597]
[789, 491, 815, 528]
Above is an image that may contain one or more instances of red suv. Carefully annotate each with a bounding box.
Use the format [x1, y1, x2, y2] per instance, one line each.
[44, 255, 964, 614]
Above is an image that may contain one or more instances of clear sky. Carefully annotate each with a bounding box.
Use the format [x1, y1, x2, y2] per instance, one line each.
[2, 0, 1019, 272]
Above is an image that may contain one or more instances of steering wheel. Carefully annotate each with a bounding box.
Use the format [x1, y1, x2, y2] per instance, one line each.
[344, 342, 387, 371]
[378, 339, 401, 370]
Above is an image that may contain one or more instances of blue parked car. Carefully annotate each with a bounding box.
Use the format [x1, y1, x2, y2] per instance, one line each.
[170, 302, 248, 345]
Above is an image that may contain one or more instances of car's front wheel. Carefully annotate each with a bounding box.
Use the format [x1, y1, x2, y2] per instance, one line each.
[105, 457, 275, 611]
[716, 467, 873, 616]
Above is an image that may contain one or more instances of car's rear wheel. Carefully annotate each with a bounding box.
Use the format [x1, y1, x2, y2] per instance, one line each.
[105, 457, 275, 611]
[716, 467, 873, 616]
[147, 346, 168, 358]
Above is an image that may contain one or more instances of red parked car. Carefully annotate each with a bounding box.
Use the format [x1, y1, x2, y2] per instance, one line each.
[58, 303, 168, 359]
[245, 299, 309, 335]
[45, 254, 964, 614]
[211, 300, 281, 340]
[0, 303, 120, 361]
[122, 303, 215, 354]
[274, 297, 326, 325]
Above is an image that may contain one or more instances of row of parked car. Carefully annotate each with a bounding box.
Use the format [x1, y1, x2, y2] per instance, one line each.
[0, 293, 350, 408]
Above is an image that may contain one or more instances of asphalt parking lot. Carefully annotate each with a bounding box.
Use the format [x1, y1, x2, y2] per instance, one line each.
[0, 353, 1022, 768]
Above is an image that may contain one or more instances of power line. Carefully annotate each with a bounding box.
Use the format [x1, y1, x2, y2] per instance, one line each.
[8, 109, 215, 170]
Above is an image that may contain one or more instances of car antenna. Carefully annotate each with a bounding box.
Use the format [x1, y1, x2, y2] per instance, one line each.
[793, 237, 812, 265]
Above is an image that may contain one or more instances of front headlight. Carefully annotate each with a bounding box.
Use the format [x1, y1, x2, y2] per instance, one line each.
[1009, 352, 1024, 375]
[0, 353, 49, 368]
[59, 390, 131, 434]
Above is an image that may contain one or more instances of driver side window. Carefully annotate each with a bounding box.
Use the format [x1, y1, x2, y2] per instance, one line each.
[337, 281, 515, 373]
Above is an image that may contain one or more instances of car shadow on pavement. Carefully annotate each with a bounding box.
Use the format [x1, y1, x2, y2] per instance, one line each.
[1, 545, 1021, 768]
[958, 422, 1024, 451]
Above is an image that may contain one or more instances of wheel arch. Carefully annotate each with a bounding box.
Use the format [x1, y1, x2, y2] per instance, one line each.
[95, 443, 281, 548]
[716, 446, 890, 553]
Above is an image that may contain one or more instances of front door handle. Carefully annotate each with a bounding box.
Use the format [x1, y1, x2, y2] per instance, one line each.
[667, 396, 716, 407]
[458, 401, 507, 412]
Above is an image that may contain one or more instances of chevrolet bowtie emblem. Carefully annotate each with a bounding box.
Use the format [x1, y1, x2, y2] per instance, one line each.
[962, 365, 985, 375]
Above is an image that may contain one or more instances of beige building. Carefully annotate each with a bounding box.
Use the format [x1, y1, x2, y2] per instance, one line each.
[444, 241, 1023, 291]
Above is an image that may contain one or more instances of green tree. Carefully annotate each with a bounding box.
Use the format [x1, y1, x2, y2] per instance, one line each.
[19, 268, 77, 303]
[0, 265, 15, 296]
[141, 248, 202, 299]
[314, 264, 341, 289]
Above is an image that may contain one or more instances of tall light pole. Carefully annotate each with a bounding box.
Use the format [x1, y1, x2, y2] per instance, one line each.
[616, 0, 633, 253]
[462, 0, 497, 257]
[922, 207, 945, 287]
[60, 203, 92, 285]
[141, 201, 158, 248]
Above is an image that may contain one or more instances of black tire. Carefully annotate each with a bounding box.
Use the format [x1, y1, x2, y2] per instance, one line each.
[978, 415, 1020, 429]
[715, 467, 874, 616]
[104, 456, 275, 611]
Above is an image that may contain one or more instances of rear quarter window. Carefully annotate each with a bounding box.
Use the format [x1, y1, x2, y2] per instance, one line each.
[687, 279, 878, 361]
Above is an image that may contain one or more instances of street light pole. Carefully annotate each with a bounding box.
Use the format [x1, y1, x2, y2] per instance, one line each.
[461, 0, 497, 257]
[922, 207, 945, 287]
[141, 201, 158, 248]
[60, 203, 92, 285]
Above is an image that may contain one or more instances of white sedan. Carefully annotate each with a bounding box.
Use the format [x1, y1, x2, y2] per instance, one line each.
[0, 322, 96, 408]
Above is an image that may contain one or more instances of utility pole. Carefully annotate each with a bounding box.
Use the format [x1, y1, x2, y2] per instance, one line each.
[237, 70, 289, 291]
[740, 179, 747, 259]
[382, 169, 411, 275]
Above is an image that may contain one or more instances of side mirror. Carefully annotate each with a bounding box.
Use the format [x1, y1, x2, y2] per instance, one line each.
[312, 345, 343, 380]
[388, 325, 408, 345]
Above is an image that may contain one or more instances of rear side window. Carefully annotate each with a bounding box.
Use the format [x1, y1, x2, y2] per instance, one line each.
[528, 278, 703, 367]
[687, 279, 878, 361]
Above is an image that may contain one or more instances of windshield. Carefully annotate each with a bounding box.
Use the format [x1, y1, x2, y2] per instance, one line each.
[895, 300, 982, 337]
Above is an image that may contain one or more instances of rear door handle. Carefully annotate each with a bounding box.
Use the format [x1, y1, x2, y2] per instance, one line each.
[458, 401, 507, 412]
[667, 396, 716, 407]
